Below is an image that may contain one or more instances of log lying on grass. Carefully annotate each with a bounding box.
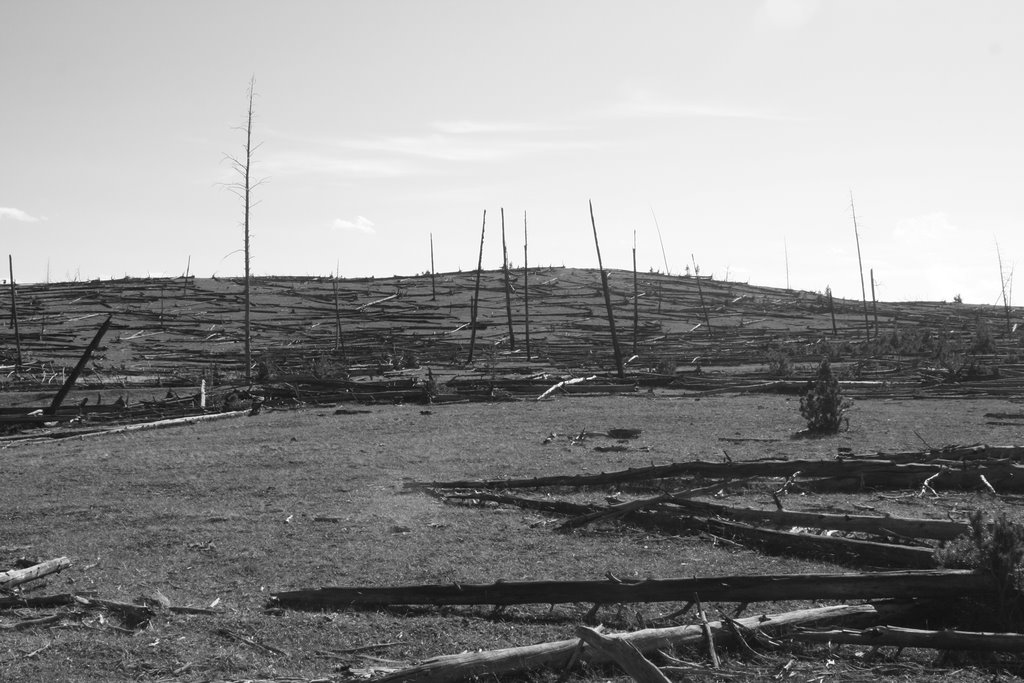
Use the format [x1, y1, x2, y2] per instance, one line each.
[412, 457, 1024, 492]
[667, 499, 971, 541]
[576, 626, 670, 683]
[685, 517, 938, 568]
[443, 492, 938, 568]
[377, 602, 910, 683]
[789, 625, 1024, 652]
[564, 494, 971, 541]
[270, 569, 992, 610]
[0, 557, 71, 590]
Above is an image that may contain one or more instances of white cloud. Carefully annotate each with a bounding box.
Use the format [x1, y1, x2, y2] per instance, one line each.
[0, 207, 43, 222]
[333, 216, 376, 235]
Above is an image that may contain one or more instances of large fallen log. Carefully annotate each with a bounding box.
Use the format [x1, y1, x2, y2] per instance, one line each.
[662, 498, 970, 541]
[441, 492, 936, 568]
[789, 625, 1024, 652]
[0, 557, 72, 590]
[851, 444, 1024, 464]
[679, 516, 937, 568]
[377, 602, 911, 683]
[269, 569, 991, 610]
[3, 410, 252, 447]
[412, 458, 1024, 492]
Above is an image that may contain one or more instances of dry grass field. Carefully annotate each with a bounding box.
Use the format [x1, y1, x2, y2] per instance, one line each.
[3, 391, 1024, 682]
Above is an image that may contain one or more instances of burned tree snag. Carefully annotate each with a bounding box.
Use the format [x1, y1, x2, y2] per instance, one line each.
[589, 200, 625, 378]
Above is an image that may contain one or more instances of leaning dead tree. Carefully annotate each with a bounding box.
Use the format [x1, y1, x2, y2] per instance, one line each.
[224, 76, 263, 384]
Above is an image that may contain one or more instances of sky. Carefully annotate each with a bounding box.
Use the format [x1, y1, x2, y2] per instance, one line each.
[2, 1, 1022, 304]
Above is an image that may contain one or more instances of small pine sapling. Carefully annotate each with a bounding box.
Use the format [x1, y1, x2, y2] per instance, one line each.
[800, 358, 849, 433]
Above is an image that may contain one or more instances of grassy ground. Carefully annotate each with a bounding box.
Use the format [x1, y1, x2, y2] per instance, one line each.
[2, 393, 1024, 681]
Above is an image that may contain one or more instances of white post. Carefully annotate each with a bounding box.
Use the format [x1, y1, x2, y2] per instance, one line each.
[200, 379, 207, 409]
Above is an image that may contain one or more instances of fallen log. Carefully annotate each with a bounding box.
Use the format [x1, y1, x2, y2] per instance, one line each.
[0, 613, 64, 630]
[536, 375, 596, 401]
[440, 491, 597, 517]
[411, 458, 1024, 492]
[269, 569, 991, 610]
[682, 517, 937, 568]
[441, 493, 936, 567]
[0, 557, 72, 590]
[4, 410, 252, 446]
[789, 625, 1024, 652]
[662, 498, 970, 541]
[576, 626, 670, 683]
[377, 602, 910, 683]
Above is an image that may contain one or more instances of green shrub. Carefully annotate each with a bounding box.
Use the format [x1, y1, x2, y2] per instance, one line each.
[970, 318, 996, 354]
[936, 511, 1024, 628]
[766, 349, 794, 377]
[799, 358, 848, 433]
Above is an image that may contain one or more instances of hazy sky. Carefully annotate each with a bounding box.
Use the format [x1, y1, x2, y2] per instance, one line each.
[2, 1, 1021, 304]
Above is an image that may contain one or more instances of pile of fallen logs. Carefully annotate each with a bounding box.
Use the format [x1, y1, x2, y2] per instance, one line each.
[1, 269, 1019, 401]
[0, 556, 220, 633]
[261, 443, 1024, 682]
[400, 444, 1024, 568]
[270, 578, 1024, 683]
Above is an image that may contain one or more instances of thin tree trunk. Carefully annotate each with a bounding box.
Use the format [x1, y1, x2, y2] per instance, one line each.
[691, 255, 713, 336]
[523, 211, 531, 361]
[871, 268, 879, 339]
[333, 277, 345, 357]
[500, 208, 515, 350]
[589, 201, 625, 378]
[243, 82, 254, 384]
[851, 192, 871, 342]
[429, 233, 436, 301]
[632, 232, 639, 356]
[827, 285, 837, 336]
[8, 255, 21, 369]
[467, 210, 486, 363]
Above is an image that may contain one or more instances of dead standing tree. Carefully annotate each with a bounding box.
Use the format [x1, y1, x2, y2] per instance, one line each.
[224, 76, 264, 384]
[500, 208, 516, 350]
[589, 200, 625, 378]
[467, 210, 487, 364]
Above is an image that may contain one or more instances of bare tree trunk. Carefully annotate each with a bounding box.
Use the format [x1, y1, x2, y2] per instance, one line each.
[429, 233, 436, 301]
[523, 211, 531, 360]
[691, 255, 713, 336]
[225, 77, 261, 384]
[243, 81, 254, 383]
[871, 269, 879, 339]
[589, 201, 625, 378]
[8, 255, 21, 369]
[851, 192, 871, 342]
[632, 232, 639, 356]
[500, 208, 515, 350]
[467, 210, 486, 363]
[827, 285, 837, 336]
